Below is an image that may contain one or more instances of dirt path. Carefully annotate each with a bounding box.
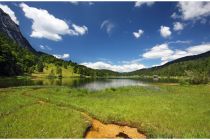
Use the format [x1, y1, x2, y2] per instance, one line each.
[85, 119, 146, 139]
[22, 89, 146, 139]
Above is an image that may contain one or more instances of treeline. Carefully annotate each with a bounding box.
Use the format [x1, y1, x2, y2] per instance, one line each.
[73, 64, 120, 77]
[0, 33, 120, 77]
[127, 52, 210, 77]
[125, 52, 210, 84]
[38, 53, 120, 78]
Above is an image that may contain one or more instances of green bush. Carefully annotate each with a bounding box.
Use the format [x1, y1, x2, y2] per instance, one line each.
[179, 78, 189, 85]
[185, 70, 208, 85]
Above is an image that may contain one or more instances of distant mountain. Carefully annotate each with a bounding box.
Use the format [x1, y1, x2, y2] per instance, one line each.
[127, 51, 210, 77]
[0, 8, 36, 53]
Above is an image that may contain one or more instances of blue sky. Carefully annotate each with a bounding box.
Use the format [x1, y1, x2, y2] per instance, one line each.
[1, 1, 210, 72]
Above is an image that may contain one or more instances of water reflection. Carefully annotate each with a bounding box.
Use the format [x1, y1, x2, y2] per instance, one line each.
[79, 79, 148, 90]
[0, 78, 149, 90]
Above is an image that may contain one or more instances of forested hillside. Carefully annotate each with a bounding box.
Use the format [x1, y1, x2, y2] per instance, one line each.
[0, 33, 36, 76]
[127, 51, 210, 77]
[0, 33, 69, 76]
[124, 51, 210, 84]
[0, 33, 119, 77]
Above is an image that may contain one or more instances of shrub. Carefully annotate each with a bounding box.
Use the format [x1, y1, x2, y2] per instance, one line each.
[185, 70, 208, 85]
[179, 78, 189, 85]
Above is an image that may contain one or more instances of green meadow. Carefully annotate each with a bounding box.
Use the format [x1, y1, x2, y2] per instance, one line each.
[0, 84, 209, 138]
[32, 63, 80, 78]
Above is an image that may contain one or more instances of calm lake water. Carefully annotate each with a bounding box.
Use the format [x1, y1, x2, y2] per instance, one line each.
[0, 78, 150, 90]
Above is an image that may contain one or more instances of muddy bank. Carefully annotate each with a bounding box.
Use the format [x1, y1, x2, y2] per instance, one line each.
[85, 119, 146, 139]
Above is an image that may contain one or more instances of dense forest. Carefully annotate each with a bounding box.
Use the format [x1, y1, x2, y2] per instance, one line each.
[0, 33, 119, 77]
[127, 51, 210, 77]
[0, 33, 36, 76]
[124, 51, 210, 84]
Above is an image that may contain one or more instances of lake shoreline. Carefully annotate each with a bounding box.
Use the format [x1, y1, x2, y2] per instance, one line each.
[0, 76, 181, 89]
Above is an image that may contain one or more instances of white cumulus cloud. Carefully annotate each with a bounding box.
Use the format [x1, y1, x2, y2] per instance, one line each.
[163, 44, 210, 62]
[142, 43, 174, 61]
[160, 26, 171, 38]
[134, 1, 155, 7]
[167, 50, 189, 60]
[173, 22, 184, 31]
[81, 61, 145, 72]
[53, 54, 70, 59]
[133, 29, 144, 39]
[177, 2, 210, 21]
[20, 3, 88, 41]
[0, 4, 19, 25]
[72, 24, 88, 35]
[142, 43, 210, 66]
[186, 43, 210, 55]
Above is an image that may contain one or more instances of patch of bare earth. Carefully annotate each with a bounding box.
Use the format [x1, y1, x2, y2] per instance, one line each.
[85, 119, 146, 139]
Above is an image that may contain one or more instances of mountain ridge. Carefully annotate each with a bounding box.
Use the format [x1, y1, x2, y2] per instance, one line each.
[127, 51, 210, 77]
[0, 8, 36, 53]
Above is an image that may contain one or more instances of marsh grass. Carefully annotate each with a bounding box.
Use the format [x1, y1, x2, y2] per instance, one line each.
[0, 87, 89, 138]
[0, 85, 210, 138]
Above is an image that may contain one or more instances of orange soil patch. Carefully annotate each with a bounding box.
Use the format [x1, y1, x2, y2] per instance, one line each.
[85, 119, 146, 139]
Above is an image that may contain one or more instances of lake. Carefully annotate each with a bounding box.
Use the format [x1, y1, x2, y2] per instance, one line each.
[0, 77, 151, 90]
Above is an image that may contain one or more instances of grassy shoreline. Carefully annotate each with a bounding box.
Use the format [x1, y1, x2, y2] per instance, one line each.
[0, 85, 210, 138]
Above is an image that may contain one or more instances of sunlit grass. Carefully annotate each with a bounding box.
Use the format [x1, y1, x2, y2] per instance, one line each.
[0, 87, 89, 138]
[0, 85, 210, 138]
[32, 63, 79, 78]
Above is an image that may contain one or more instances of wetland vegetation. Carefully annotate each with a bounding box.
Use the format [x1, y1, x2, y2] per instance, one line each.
[0, 84, 210, 138]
